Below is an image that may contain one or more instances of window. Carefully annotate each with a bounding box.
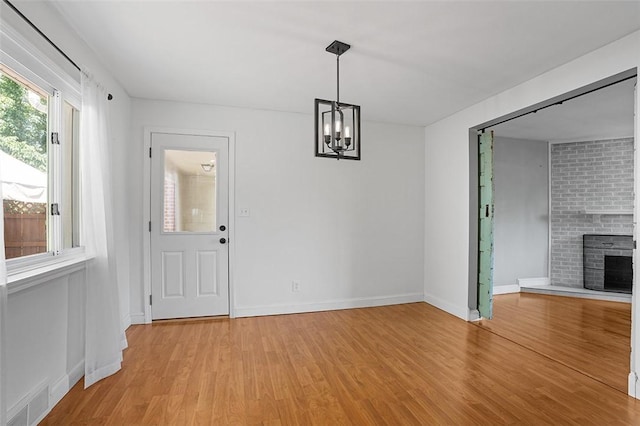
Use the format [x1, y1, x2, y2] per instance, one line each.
[0, 65, 79, 260]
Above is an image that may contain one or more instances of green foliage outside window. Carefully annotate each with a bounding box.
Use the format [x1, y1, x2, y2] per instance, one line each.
[0, 74, 47, 172]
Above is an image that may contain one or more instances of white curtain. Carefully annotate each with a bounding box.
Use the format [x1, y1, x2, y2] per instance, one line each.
[81, 71, 127, 388]
[0, 184, 7, 426]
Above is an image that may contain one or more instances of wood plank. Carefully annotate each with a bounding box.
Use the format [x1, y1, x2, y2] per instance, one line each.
[42, 300, 640, 425]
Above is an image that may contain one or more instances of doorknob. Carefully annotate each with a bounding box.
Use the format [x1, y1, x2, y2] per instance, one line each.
[220, 238, 227, 244]
[219, 225, 226, 231]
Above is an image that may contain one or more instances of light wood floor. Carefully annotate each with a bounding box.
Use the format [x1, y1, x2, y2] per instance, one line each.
[477, 292, 632, 393]
[42, 296, 640, 425]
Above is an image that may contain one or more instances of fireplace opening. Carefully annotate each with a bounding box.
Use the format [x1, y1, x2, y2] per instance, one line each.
[583, 234, 633, 293]
[604, 255, 632, 293]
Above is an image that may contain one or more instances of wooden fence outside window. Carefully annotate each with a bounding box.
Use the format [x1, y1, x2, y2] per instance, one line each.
[3, 200, 47, 259]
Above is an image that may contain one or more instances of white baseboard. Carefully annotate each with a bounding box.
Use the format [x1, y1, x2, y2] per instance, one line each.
[423, 292, 471, 321]
[50, 360, 84, 409]
[122, 314, 131, 330]
[467, 309, 480, 321]
[493, 284, 520, 295]
[629, 372, 638, 398]
[517, 277, 550, 287]
[233, 293, 424, 318]
[69, 361, 84, 389]
[129, 312, 146, 325]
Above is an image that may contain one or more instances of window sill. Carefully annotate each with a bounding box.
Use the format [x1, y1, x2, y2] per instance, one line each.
[7, 249, 89, 295]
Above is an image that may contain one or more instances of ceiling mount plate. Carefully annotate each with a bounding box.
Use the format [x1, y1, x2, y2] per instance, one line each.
[326, 40, 351, 56]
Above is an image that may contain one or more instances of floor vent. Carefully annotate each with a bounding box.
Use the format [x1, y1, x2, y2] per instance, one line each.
[7, 406, 27, 426]
[7, 383, 49, 426]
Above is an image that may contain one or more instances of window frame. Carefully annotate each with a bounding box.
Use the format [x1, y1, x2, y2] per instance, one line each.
[1, 20, 84, 278]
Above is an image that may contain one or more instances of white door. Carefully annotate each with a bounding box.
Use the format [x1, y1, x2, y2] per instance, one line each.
[150, 132, 229, 319]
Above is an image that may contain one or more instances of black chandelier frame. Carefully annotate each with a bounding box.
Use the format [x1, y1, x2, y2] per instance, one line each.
[314, 40, 361, 161]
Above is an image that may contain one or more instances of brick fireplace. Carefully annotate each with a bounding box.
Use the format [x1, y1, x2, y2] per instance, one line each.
[550, 137, 634, 288]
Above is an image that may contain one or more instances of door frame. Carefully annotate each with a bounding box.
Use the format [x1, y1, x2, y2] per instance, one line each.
[142, 127, 236, 323]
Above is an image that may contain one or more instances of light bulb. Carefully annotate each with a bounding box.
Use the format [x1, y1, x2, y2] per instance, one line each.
[345, 126, 350, 138]
[335, 120, 341, 132]
[324, 123, 330, 135]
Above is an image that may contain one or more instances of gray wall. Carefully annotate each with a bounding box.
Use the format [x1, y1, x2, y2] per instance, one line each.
[550, 138, 634, 288]
[494, 137, 549, 288]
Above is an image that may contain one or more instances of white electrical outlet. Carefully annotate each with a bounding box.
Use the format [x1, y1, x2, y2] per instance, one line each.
[239, 208, 250, 217]
[292, 281, 300, 292]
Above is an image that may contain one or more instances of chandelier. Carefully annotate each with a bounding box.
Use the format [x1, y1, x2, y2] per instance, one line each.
[314, 40, 361, 160]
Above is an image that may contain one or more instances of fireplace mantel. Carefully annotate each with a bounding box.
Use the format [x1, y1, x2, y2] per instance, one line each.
[581, 209, 633, 215]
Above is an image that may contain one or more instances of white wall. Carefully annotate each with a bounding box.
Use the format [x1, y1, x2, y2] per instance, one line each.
[425, 30, 639, 318]
[130, 100, 425, 318]
[423, 30, 640, 394]
[494, 137, 548, 289]
[6, 270, 85, 422]
[2, 1, 132, 421]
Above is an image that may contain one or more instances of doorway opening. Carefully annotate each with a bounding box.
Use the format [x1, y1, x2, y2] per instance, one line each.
[468, 69, 637, 394]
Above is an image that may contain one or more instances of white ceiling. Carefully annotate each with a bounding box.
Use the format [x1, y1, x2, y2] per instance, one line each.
[48, 1, 640, 128]
[489, 77, 636, 143]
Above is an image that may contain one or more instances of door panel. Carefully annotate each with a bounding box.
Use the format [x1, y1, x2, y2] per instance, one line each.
[151, 132, 229, 319]
[196, 250, 218, 296]
[162, 251, 184, 297]
[478, 131, 494, 319]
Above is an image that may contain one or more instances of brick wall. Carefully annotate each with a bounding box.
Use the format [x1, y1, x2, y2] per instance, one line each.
[163, 179, 176, 232]
[550, 138, 634, 288]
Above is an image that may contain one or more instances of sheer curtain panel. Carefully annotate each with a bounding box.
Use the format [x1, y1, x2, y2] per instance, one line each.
[81, 71, 127, 388]
[1, 184, 7, 426]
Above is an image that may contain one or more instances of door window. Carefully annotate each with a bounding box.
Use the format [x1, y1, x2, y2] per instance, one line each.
[163, 149, 216, 233]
